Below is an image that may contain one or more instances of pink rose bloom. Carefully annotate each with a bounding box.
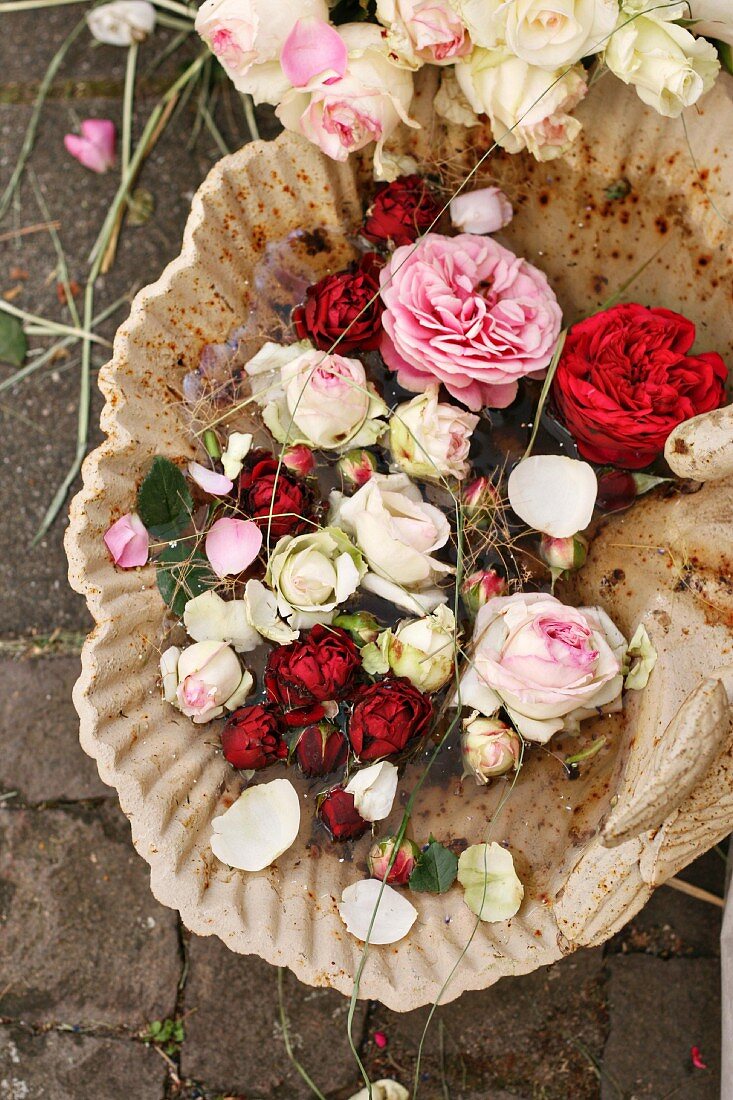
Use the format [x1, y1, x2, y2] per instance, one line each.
[380, 233, 562, 411]
[450, 187, 513, 235]
[376, 0, 471, 67]
[458, 592, 627, 743]
[104, 512, 148, 568]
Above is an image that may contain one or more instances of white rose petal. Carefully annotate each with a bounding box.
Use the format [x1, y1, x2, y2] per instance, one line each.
[458, 842, 524, 922]
[184, 590, 261, 653]
[345, 761, 399, 821]
[243, 578, 298, 644]
[221, 431, 253, 480]
[160, 646, 181, 703]
[508, 455, 597, 537]
[338, 880, 418, 944]
[87, 0, 155, 45]
[210, 778, 301, 871]
[348, 1081, 410, 1100]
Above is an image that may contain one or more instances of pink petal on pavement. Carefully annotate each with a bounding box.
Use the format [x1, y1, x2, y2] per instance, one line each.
[104, 512, 149, 568]
[205, 518, 262, 579]
[188, 461, 233, 497]
[64, 118, 116, 173]
[280, 18, 347, 88]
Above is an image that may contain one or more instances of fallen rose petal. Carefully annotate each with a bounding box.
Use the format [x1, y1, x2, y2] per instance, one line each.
[458, 842, 524, 922]
[281, 17, 347, 87]
[205, 517, 263, 578]
[64, 119, 116, 174]
[243, 579, 299, 644]
[183, 590, 260, 653]
[450, 187, 513, 235]
[210, 778, 300, 871]
[104, 512, 149, 567]
[87, 0, 155, 45]
[691, 1045, 707, 1070]
[348, 1080, 409, 1100]
[373, 1031, 388, 1049]
[221, 431, 253, 480]
[508, 454, 597, 537]
[338, 879, 417, 944]
[344, 761, 398, 821]
[188, 461, 233, 496]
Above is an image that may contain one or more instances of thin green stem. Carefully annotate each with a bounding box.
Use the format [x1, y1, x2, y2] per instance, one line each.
[122, 43, 139, 181]
[240, 93, 260, 142]
[28, 168, 80, 329]
[0, 300, 109, 346]
[276, 969, 328, 1100]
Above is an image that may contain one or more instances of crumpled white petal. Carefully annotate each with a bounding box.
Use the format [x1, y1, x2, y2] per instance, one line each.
[338, 880, 417, 944]
[348, 1081, 410, 1100]
[244, 579, 298, 644]
[457, 842, 524, 922]
[221, 431, 253, 481]
[345, 761, 398, 821]
[508, 455, 597, 537]
[184, 591, 261, 653]
[210, 779, 301, 872]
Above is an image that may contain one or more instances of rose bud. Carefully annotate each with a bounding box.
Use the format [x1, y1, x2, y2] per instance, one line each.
[337, 448, 378, 489]
[318, 787, 368, 841]
[349, 677, 433, 762]
[364, 606, 457, 694]
[292, 253, 384, 353]
[265, 626, 362, 720]
[282, 444, 315, 478]
[221, 704, 286, 770]
[296, 721, 349, 778]
[596, 468, 638, 513]
[362, 175, 441, 248]
[461, 569, 507, 617]
[539, 533, 588, 574]
[238, 449, 319, 541]
[368, 836, 420, 886]
[461, 715, 521, 784]
[462, 476, 500, 529]
[333, 611, 382, 647]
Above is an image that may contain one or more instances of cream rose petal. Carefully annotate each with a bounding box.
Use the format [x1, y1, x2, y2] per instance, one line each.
[338, 880, 417, 944]
[184, 590, 261, 652]
[345, 761, 398, 821]
[160, 646, 181, 703]
[507, 455, 597, 537]
[348, 1081, 410, 1100]
[220, 432, 253, 480]
[210, 779, 301, 871]
[458, 842, 524, 922]
[243, 579, 298, 643]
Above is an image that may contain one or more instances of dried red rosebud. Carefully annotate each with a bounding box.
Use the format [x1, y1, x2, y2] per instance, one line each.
[318, 787, 368, 840]
[292, 253, 384, 353]
[362, 175, 441, 248]
[368, 835, 420, 886]
[349, 677, 433, 762]
[221, 704, 286, 770]
[238, 449, 319, 541]
[296, 721, 349, 777]
[595, 468, 638, 513]
[265, 625, 362, 711]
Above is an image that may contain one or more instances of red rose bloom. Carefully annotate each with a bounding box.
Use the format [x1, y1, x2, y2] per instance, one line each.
[292, 253, 384, 353]
[221, 704, 286, 770]
[238, 450, 319, 540]
[265, 626, 361, 721]
[349, 677, 433, 761]
[362, 175, 441, 248]
[296, 721, 349, 777]
[553, 304, 728, 469]
[318, 787, 368, 840]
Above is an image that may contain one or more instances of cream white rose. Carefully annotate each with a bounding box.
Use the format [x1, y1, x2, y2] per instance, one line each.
[456, 48, 587, 161]
[687, 0, 733, 48]
[276, 23, 418, 173]
[605, 9, 720, 117]
[390, 386, 478, 481]
[457, 592, 627, 743]
[160, 641, 253, 724]
[195, 0, 328, 104]
[362, 605, 458, 692]
[376, 0, 471, 69]
[87, 0, 155, 45]
[266, 527, 367, 628]
[468, 0, 618, 67]
[330, 473, 453, 614]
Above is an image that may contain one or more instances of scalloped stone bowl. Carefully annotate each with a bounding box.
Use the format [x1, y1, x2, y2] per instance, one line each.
[66, 77, 733, 1011]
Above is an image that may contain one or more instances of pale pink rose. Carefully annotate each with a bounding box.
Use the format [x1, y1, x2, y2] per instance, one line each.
[450, 187, 513, 235]
[376, 0, 471, 67]
[104, 512, 148, 568]
[161, 641, 252, 724]
[64, 119, 116, 174]
[380, 233, 562, 411]
[458, 592, 627, 743]
[205, 517, 263, 578]
[276, 23, 417, 173]
[280, 17, 347, 87]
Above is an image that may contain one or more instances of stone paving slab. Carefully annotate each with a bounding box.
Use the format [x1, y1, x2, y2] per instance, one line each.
[180, 934, 368, 1099]
[0, 802, 179, 1029]
[0, 1025, 166, 1100]
[0, 655, 109, 803]
[602, 956, 720, 1099]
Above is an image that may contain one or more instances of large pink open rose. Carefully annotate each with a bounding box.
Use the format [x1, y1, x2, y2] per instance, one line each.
[379, 233, 562, 410]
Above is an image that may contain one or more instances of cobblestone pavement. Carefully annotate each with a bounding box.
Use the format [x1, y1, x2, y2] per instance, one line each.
[0, 16, 726, 1100]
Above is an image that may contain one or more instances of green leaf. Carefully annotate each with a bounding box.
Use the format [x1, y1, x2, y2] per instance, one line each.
[137, 456, 193, 539]
[0, 313, 27, 367]
[409, 839, 458, 895]
[156, 542, 214, 617]
[716, 40, 733, 77]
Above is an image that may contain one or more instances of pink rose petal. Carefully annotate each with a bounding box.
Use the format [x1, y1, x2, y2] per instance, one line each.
[205, 518, 262, 579]
[280, 18, 347, 88]
[188, 461, 233, 497]
[64, 118, 116, 173]
[104, 512, 149, 568]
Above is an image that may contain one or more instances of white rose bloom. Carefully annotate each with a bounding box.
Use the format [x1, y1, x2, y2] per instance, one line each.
[330, 473, 454, 614]
[266, 527, 367, 628]
[195, 0, 329, 104]
[485, 0, 618, 67]
[363, 605, 458, 693]
[87, 0, 155, 45]
[160, 640, 253, 724]
[390, 386, 478, 481]
[456, 48, 588, 161]
[605, 9, 720, 117]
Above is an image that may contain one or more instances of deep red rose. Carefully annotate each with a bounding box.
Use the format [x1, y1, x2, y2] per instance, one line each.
[318, 787, 368, 840]
[221, 704, 286, 770]
[362, 175, 441, 248]
[238, 449, 319, 540]
[296, 721, 349, 777]
[292, 253, 384, 353]
[349, 677, 433, 762]
[265, 626, 361, 718]
[553, 304, 728, 470]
